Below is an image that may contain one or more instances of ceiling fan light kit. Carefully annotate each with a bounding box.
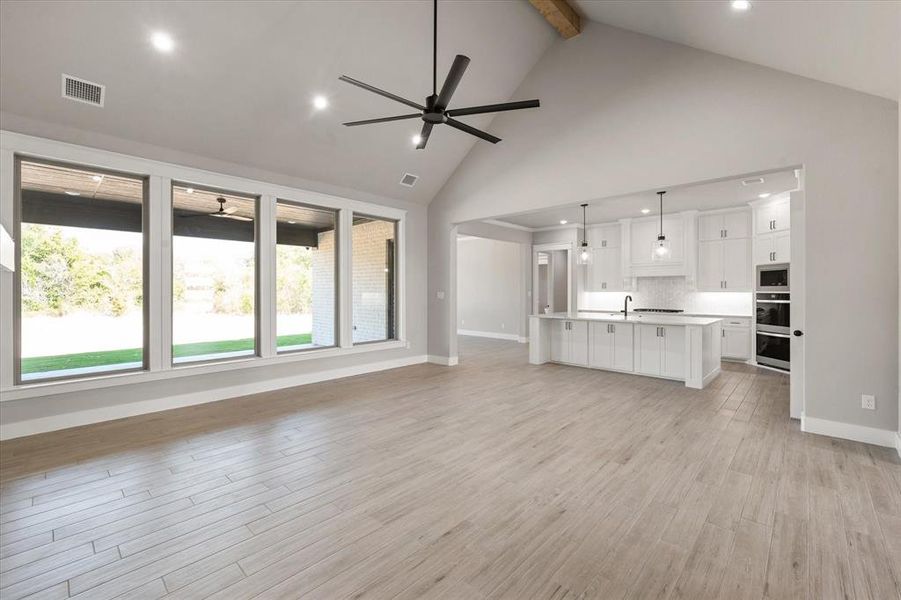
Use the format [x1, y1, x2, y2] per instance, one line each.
[339, 0, 540, 149]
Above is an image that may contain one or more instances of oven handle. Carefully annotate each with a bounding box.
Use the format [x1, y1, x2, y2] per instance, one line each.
[755, 299, 791, 304]
[757, 331, 791, 338]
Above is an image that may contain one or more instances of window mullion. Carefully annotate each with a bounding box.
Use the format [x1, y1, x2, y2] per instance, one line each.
[338, 209, 353, 348]
[0, 148, 14, 389]
[259, 195, 276, 358]
[147, 176, 164, 371]
[158, 178, 173, 370]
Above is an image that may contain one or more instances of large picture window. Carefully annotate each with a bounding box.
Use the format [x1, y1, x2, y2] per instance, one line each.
[352, 215, 397, 343]
[172, 184, 257, 364]
[276, 201, 337, 352]
[16, 158, 147, 382]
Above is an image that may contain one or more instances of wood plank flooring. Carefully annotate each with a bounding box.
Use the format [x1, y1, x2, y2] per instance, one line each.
[1, 336, 899, 599]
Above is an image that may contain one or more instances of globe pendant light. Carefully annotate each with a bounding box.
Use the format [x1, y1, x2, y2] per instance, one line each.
[576, 203, 593, 265]
[651, 191, 671, 261]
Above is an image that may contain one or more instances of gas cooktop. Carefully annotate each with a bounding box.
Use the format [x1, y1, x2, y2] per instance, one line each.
[631, 308, 684, 313]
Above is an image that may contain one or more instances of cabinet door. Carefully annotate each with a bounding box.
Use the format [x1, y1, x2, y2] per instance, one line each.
[569, 321, 589, 367]
[550, 321, 567, 362]
[635, 324, 661, 376]
[586, 250, 605, 292]
[698, 214, 724, 241]
[611, 323, 634, 371]
[723, 238, 751, 291]
[604, 247, 622, 291]
[723, 210, 751, 239]
[755, 233, 774, 265]
[755, 204, 776, 233]
[771, 201, 791, 232]
[722, 328, 750, 360]
[661, 326, 685, 379]
[589, 322, 613, 369]
[630, 220, 658, 265]
[698, 240, 724, 290]
[597, 224, 621, 249]
[773, 230, 791, 263]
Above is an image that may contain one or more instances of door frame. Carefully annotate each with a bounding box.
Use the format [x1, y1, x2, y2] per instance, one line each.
[789, 183, 805, 420]
[532, 242, 572, 315]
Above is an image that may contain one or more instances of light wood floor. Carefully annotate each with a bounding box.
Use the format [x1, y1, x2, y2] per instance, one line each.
[1, 337, 899, 600]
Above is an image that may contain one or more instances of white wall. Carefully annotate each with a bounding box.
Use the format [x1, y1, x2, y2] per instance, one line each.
[429, 21, 898, 436]
[0, 128, 428, 439]
[457, 237, 524, 339]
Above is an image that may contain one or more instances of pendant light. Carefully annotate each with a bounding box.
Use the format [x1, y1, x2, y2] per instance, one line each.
[651, 191, 671, 261]
[576, 203, 593, 265]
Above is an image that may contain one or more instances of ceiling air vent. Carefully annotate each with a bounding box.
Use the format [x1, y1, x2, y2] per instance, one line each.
[399, 173, 418, 188]
[741, 177, 764, 186]
[61, 74, 105, 107]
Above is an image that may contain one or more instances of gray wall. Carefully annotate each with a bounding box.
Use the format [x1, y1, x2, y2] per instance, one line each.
[456, 237, 524, 338]
[429, 21, 899, 434]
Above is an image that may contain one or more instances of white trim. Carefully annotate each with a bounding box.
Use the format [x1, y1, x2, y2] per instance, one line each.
[517, 336, 528, 344]
[457, 329, 520, 342]
[896, 431, 901, 459]
[801, 415, 897, 448]
[428, 355, 458, 366]
[0, 354, 427, 440]
[481, 219, 536, 232]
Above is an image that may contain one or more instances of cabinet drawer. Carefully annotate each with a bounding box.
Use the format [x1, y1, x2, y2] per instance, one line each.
[722, 317, 750, 328]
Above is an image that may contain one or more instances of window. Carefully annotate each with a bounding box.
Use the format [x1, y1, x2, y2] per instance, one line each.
[352, 215, 397, 343]
[15, 158, 147, 382]
[276, 200, 337, 352]
[172, 184, 257, 364]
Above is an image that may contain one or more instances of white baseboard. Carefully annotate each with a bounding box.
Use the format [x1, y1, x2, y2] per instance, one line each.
[428, 355, 459, 366]
[801, 415, 897, 449]
[0, 355, 428, 441]
[457, 329, 520, 342]
[517, 336, 528, 344]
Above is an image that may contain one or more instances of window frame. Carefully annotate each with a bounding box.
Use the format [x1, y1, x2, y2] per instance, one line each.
[12, 155, 150, 385]
[274, 198, 339, 355]
[169, 181, 262, 368]
[351, 213, 399, 345]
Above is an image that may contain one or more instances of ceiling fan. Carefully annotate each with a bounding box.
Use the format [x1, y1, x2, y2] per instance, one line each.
[180, 197, 252, 222]
[339, 0, 540, 149]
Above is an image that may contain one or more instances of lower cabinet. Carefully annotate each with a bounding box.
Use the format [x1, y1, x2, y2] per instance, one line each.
[549, 319, 588, 366]
[721, 327, 751, 360]
[588, 322, 633, 371]
[635, 324, 685, 378]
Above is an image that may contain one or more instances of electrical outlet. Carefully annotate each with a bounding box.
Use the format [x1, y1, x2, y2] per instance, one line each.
[861, 394, 876, 410]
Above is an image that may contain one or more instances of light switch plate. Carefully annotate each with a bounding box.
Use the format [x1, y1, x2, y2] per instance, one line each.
[861, 394, 876, 410]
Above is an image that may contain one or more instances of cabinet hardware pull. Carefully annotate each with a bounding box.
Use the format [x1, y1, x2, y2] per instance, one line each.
[724, 280, 727, 289]
[661, 327, 665, 337]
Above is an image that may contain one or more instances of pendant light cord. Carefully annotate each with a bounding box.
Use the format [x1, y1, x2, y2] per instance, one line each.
[658, 191, 666, 237]
[433, 0, 437, 96]
[581, 203, 588, 246]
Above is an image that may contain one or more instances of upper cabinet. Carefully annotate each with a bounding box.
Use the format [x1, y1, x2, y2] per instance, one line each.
[593, 223, 620, 249]
[699, 209, 751, 241]
[754, 197, 790, 233]
[584, 223, 625, 292]
[627, 213, 693, 281]
[697, 208, 751, 292]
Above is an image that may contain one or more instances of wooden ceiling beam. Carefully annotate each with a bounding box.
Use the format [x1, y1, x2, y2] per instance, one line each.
[528, 0, 581, 39]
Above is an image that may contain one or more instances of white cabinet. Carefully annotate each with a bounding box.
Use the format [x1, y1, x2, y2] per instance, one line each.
[589, 322, 633, 371]
[698, 238, 750, 291]
[635, 324, 685, 378]
[587, 247, 623, 291]
[722, 327, 750, 360]
[630, 215, 685, 265]
[699, 209, 750, 241]
[549, 320, 588, 366]
[592, 223, 620, 249]
[755, 199, 790, 233]
[755, 230, 791, 264]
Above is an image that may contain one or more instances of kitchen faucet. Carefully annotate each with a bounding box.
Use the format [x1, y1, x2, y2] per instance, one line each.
[624, 295, 632, 318]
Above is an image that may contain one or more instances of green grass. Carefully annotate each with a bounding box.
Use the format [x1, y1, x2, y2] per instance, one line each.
[21, 333, 314, 375]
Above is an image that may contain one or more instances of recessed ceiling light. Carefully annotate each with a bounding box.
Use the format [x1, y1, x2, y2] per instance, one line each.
[91, 175, 103, 182]
[312, 95, 328, 110]
[151, 31, 175, 53]
[185, 188, 194, 194]
[559, 220, 567, 225]
[641, 208, 651, 214]
[64, 191, 81, 196]
[731, 0, 751, 11]
[758, 192, 771, 199]
[412, 134, 422, 145]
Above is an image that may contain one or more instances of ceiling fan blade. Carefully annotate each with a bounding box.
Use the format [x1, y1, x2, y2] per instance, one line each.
[223, 207, 238, 214]
[445, 118, 501, 144]
[415, 122, 433, 150]
[435, 54, 470, 110]
[343, 113, 422, 127]
[446, 99, 540, 118]
[338, 75, 425, 111]
[224, 215, 253, 222]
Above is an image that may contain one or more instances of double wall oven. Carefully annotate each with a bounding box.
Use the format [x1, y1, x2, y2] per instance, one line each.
[755, 263, 790, 371]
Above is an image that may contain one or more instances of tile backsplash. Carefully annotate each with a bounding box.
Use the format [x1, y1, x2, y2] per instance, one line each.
[580, 277, 752, 316]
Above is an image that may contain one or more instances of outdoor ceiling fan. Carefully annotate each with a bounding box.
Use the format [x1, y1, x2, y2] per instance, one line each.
[339, 0, 540, 149]
[180, 197, 252, 222]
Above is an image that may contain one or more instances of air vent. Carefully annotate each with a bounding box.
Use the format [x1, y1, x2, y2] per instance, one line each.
[61, 74, 105, 107]
[399, 173, 418, 187]
[741, 177, 764, 186]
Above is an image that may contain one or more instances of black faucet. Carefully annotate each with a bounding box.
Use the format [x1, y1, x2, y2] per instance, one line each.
[624, 295, 632, 318]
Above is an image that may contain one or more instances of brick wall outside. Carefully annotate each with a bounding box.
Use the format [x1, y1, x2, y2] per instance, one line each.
[312, 219, 395, 344]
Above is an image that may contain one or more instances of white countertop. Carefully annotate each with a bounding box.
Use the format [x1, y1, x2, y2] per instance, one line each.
[534, 312, 723, 326]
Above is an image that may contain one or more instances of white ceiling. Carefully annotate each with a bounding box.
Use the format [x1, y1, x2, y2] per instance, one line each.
[573, 0, 900, 100]
[0, 1, 555, 204]
[492, 169, 799, 229]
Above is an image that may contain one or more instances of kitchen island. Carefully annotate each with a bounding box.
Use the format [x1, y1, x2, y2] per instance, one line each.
[529, 312, 722, 389]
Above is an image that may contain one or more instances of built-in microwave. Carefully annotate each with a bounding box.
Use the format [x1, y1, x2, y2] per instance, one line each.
[756, 263, 790, 292]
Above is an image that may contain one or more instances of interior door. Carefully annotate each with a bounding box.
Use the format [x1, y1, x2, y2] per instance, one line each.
[611, 323, 634, 371]
[698, 240, 724, 290]
[789, 189, 804, 419]
[569, 321, 589, 366]
[635, 324, 661, 375]
[661, 325, 685, 379]
[723, 238, 750, 291]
